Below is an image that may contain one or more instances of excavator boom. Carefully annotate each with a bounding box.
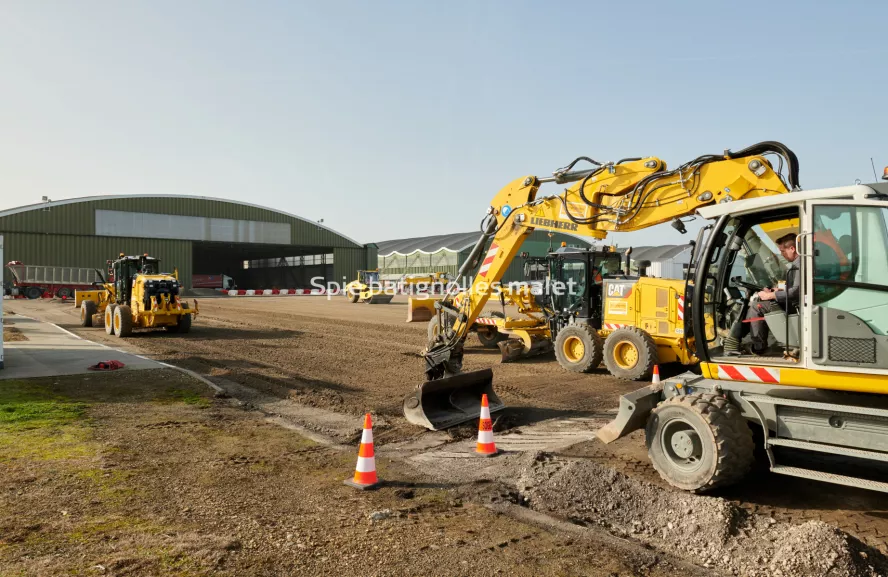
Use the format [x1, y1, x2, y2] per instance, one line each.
[403, 141, 799, 430]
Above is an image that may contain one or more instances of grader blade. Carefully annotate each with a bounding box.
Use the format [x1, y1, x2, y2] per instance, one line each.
[498, 336, 554, 363]
[366, 293, 394, 304]
[406, 295, 443, 322]
[403, 368, 504, 430]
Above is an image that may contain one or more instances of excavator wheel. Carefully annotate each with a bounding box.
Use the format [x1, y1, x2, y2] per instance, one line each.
[476, 312, 508, 349]
[554, 324, 603, 373]
[645, 393, 754, 492]
[603, 327, 657, 381]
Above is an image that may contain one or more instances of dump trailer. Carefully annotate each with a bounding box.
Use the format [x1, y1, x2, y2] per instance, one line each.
[5, 261, 102, 299]
[599, 182, 888, 494]
[405, 140, 802, 430]
[75, 253, 197, 337]
[345, 270, 394, 304]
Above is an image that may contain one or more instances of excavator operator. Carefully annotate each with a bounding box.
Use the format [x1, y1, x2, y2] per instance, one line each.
[726, 233, 800, 355]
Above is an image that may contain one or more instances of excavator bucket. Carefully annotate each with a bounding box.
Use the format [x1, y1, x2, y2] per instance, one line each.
[366, 293, 394, 304]
[406, 295, 443, 322]
[403, 368, 504, 430]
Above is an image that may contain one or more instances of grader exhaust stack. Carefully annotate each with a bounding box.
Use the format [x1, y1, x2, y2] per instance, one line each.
[402, 368, 504, 430]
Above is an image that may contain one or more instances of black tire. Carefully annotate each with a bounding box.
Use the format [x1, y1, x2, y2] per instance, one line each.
[476, 312, 508, 348]
[80, 300, 97, 327]
[113, 305, 133, 338]
[603, 327, 657, 381]
[168, 303, 192, 334]
[25, 286, 43, 300]
[554, 324, 603, 373]
[105, 304, 118, 335]
[427, 314, 453, 345]
[56, 287, 72, 299]
[645, 393, 755, 492]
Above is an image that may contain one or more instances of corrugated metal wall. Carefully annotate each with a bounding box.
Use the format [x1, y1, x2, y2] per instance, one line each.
[333, 247, 372, 286]
[2, 232, 193, 287]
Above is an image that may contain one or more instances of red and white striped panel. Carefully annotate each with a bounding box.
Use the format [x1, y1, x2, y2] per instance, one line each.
[602, 323, 625, 331]
[475, 317, 498, 325]
[716, 364, 780, 384]
[225, 289, 338, 296]
[677, 295, 684, 321]
[478, 243, 499, 278]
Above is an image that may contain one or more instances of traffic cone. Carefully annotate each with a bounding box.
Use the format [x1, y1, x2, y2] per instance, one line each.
[475, 394, 500, 457]
[652, 365, 661, 384]
[344, 413, 380, 490]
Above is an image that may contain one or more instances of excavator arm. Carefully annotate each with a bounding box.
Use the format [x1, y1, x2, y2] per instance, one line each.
[406, 141, 799, 430]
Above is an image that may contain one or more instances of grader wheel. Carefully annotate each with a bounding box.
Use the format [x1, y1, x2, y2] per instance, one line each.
[554, 324, 603, 373]
[113, 305, 133, 338]
[104, 304, 117, 335]
[80, 300, 97, 327]
[603, 327, 657, 381]
[476, 312, 507, 349]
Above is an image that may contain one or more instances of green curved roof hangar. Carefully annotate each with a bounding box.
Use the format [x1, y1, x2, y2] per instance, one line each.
[0, 195, 376, 290]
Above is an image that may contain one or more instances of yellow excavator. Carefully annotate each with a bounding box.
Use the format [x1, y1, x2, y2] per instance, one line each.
[406, 142, 888, 494]
[403, 141, 801, 431]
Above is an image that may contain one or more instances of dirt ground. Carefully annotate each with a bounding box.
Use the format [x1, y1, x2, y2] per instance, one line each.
[7, 296, 888, 573]
[0, 369, 701, 577]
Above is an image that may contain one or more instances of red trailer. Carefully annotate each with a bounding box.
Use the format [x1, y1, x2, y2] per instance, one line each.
[192, 274, 236, 290]
[5, 261, 101, 300]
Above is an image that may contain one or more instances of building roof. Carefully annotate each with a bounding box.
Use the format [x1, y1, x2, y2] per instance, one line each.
[376, 231, 483, 256]
[628, 244, 690, 262]
[376, 230, 598, 257]
[0, 194, 363, 247]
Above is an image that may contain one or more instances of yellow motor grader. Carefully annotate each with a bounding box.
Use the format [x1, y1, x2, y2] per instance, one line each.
[75, 253, 197, 337]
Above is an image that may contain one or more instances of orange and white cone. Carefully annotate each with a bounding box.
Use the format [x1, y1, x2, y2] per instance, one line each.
[344, 413, 380, 490]
[652, 365, 661, 384]
[475, 394, 500, 457]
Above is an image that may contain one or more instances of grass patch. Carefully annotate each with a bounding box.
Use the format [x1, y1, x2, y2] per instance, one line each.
[157, 388, 211, 408]
[0, 381, 87, 429]
[0, 381, 95, 463]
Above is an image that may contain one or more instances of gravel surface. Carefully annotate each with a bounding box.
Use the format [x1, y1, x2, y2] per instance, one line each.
[518, 453, 888, 577]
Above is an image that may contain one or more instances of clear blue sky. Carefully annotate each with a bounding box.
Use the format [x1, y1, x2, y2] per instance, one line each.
[2, 1, 886, 248]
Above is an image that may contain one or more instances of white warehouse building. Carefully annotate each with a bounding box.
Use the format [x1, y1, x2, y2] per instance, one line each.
[630, 244, 747, 281]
